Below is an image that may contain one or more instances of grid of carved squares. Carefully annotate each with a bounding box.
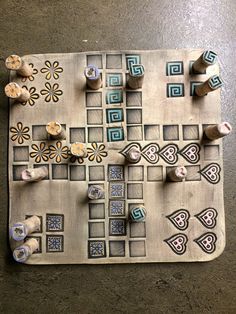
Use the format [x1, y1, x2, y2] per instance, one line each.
[24, 214, 64, 254]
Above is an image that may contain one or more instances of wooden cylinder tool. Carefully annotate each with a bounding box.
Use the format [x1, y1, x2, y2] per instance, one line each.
[88, 185, 104, 200]
[21, 166, 48, 182]
[129, 205, 147, 222]
[5, 82, 30, 102]
[70, 142, 87, 157]
[46, 121, 65, 140]
[5, 54, 33, 77]
[168, 166, 187, 182]
[127, 64, 145, 89]
[192, 50, 217, 73]
[13, 238, 39, 263]
[10, 216, 41, 241]
[126, 147, 141, 163]
[195, 75, 223, 96]
[84, 65, 102, 90]
[204, 122, 232, 140]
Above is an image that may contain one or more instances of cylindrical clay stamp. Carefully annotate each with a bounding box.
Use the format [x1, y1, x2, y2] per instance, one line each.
[130, 205, 147, 222]
[21, 166, 48, 182]
[126, 147, 141, 163]
[5, 82, 30, 102]
[127, 64, 145, 89]
[204, 122, 232, 140]
[10, 216, 41, 241]
[13, 238, 39, 263]
[192, 50, 217, 73]
[5, 54, 33, 77]
[46, 121, 66, 140]
[70, 142, 87, 157]
[84, 65, 102, 90]
[168, 166, 187, 182]
[88, 185, 104, 200]
[195, 75, 223, 96]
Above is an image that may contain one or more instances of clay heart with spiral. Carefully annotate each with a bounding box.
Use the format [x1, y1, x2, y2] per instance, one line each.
[194, 232, 217, 254]
[141, 143, 159, 164]
[200, 163, 221, 184]
[179, 143, 200, 164]
[158, 144, 178, 164]
[164, 233, 188, 255]
[166, 209, 190, 231]
[195, 208, 218, 229]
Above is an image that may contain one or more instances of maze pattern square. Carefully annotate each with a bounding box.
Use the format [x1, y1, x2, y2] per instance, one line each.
[166, 61, 184, 75]
[106, 109, 124, 123]
[32, 125, 48, 141]
[106, 73, 123, 87]
[167, 83, 184, 97]
[46, 214, 64, 232]
[106, 90, 123, 104]
[88, 240, 106, 258]
[107, 127, 124, 142]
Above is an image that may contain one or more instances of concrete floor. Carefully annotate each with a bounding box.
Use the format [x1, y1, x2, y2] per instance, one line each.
[0, 0, 236, 313]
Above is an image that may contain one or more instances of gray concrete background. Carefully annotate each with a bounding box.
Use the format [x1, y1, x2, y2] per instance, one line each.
[0, 0, 236, 313]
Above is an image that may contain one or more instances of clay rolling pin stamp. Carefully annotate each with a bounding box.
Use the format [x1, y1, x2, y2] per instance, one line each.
[21, 166, 48, 182]
[10, 216, 41, 241]
[70, 142, 87, 158]
[5, 54, 33, 77]
[204, 122, 232, 140]
[5, 82, 30, 103]
[13, 238, 39, 263]
[127, 64, 145, 89]
[167, 166, 187, 182]
[129, 206, 147, 222]
[194, 75, 223, 96]
[88, 185, 104, 200]
[84, 65, 102, 90]
[46, 121, 66, 140]
[192, 50, 217, 74]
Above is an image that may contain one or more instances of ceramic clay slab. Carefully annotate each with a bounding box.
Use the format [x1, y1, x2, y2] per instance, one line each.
[8, 50, 224, 264]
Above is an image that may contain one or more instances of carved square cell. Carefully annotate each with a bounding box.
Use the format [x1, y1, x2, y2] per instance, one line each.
[106, 90, 123, 105]
[32, 125, 48, 141]
[130, 222, 146, 238]
[128, 166, 144, 181]
[127, 125, 143, 141]
[13, 165, 28, 181]
[126, 55, 141, 70]
[183, 125, 199, 140]
[144, 125, 160, 141]
[86, 92, 102, 107]
[106, 108, 124, 123]
[88, 127, 103, 143]
[88, 240, 106, 258]
[109, 200, 125, 216]
[46, 214, 64, 232]
[126, 91, 142, 107]
[147, 166, 163, 181]
[163, 125, 179, 141]
[108, 165, 124, 181]
[87, 54, 103, 68]
[185, 165, 201, 181]
[127, 183, 143, 199]
[89, 203, 105, 219]
[70, 128, 86, 143]
[109, 219, 126, 236]
[52, 164, 68, 180]
[204, 145, 220, 160]
[109, 182, 125, 199]
[109, 241, 125, 257]
[190, 81, 204, 96]
[87, 109, 103, 125]
[126, 109, 142, 124]
[89, 165, 105, 181]
[166, 61, 184, 75]
[88, 222, 105, 238]
[46, 235, 64, 252]
[106, 73, 123, 87]
[107, 127, 124, 142]
[70, 165, 86, 181]
[129, 240, 146, 257]
[13, 146, 29, 162]
[106, 54, 122, 69]
[167, 83, 184, 97]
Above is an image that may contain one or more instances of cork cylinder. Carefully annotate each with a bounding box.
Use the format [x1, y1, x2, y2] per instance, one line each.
[204, 122, 232, 140]
[10, 216, 41, 241]
[129, 205, 147, 222]
[5, 82, 30, 102]
[88, 185, 104, 200]
[195, 75, 223, 96]
[46, 121, 66, 140]
[127, 64, 145, 89]
[84, 65, 102, 90]
[21, 166, 48, 182]
[13, 238, 39, 263]
[5, 54, 33, 77]
[71, 142, 87, 157]
[168, 166, 187, 182]
[192, 50, 217, 73]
